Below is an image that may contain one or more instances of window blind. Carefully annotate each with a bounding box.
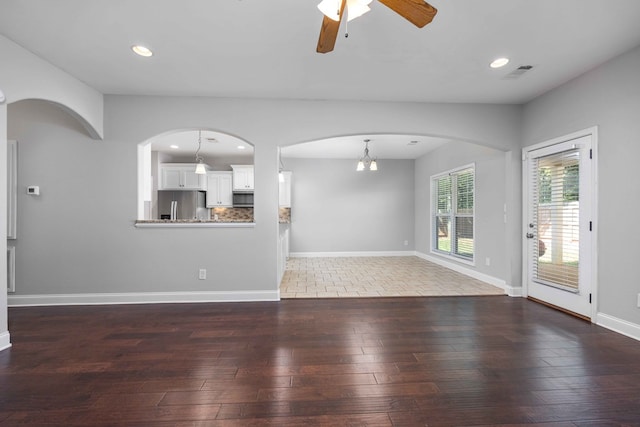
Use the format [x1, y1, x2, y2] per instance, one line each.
[432, 167, 474, 260]
[532, 149, 580, 290]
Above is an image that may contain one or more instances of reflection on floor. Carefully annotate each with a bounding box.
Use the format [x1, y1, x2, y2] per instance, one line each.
[280, 256, 505, 298]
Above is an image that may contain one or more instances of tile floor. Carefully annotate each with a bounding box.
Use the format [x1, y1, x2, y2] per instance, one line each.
[280, 256, 505, 298]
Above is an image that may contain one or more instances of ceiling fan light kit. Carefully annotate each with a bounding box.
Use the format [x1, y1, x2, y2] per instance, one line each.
[316, 0, 438, 53]
[318, 0, 374, 22]
[131, 45, 153, 57]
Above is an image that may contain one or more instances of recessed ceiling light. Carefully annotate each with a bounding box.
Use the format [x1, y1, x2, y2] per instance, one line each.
[237, 145, 246, 150]
[132, 45, 153, 57]
[490, 57, 510, 69]
[169, 145, 179, 149]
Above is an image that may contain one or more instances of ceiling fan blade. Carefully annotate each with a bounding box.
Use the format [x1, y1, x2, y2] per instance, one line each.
[377, 0, 437, 28]
[316, 0, 347, 53]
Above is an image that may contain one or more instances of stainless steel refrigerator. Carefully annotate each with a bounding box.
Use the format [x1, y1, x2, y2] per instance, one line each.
[157, 190, 209, 220]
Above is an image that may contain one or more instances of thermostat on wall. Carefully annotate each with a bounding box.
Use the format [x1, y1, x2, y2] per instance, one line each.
[27, 186, 40, 196]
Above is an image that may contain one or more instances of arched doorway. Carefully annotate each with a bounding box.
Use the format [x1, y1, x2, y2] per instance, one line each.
[278, 133, 509, 299]
[137, 129, 255, 221]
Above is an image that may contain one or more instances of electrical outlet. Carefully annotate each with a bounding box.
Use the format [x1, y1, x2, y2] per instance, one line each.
[404, 240, 409, 246]
[199, 269, 207, 280]
[637, 293, 640, 308]
[485, 257, 491, 266]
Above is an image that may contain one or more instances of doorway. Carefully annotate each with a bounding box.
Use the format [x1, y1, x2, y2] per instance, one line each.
[523, 128, 597, 319]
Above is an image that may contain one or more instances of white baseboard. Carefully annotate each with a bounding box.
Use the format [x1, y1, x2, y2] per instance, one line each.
[415, 251, 513, 295]
[8, 290, 280, 307]
[596, 312, 640, 342]
[290, 251, 416, 258]
[0, 331, 11, 352]
[506, 286, 524, 297]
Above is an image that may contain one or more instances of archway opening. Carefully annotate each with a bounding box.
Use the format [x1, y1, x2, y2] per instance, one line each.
[278, 133, 508, 299]
[138, 129, 254, 221]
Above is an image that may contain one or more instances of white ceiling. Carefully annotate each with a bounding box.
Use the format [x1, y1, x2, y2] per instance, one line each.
[2, 0, 640, 157]
[149, 130, 445, 160]
[282, 134, 450, 159]
[149, 130, 253, 158]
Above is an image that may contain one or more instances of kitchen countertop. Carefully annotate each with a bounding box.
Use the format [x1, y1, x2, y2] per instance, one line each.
[135, 219, 255, 228]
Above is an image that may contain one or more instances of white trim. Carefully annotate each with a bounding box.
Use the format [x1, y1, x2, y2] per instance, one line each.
[415, 251, 511, 294]
[7, 246, 15, 293]
[429, 250, 474, 266]
[8, 290, 279, 307]
[430, 163, 476, 264]
[596, 312, 640, 342]
[523, 127, 598, 154]
[0, 332, 11, 352]
[590, 127, 599, 322]
[521, 126, 598, 321]
[430, 162, 476, 180]
[506, 286, 523, 297]
[7, 140, 17, 239]
[289, 251, 416, 258]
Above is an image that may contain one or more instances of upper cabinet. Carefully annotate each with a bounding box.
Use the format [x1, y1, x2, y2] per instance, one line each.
[231, 165, 254, 192]
[206, 172, 233, 207]
[279, 171, 292, 208]
[159, 164, 207, 190]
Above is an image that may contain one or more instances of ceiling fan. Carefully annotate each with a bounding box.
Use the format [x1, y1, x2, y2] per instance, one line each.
[316, 0, 438, 53]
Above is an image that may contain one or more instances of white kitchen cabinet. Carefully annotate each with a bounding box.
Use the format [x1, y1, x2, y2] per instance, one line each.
[159, 164, 207, 190]
[231, 165, 254, 191]
[279, 171, 292, 207]
[206, 172, 233, 207]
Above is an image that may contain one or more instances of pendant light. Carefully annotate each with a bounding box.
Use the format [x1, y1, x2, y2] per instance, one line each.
[356, 139, 377, 171]
[194, 130, 206, 175]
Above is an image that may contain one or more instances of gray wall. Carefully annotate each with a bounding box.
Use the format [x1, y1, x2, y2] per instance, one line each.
[522, 45, 640, 325]
[9, 100, 271, 294]
[415, 142, 507, 281]
[7, 96, 521, 298]
[285, 158, 415, 253]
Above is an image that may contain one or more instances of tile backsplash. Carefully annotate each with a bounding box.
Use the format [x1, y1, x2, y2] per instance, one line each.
[209, 207, 290, 223]
[210, 207, 254, 222]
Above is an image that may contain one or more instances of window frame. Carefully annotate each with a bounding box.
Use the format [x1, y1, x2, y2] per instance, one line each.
[430, 163, 475, 264]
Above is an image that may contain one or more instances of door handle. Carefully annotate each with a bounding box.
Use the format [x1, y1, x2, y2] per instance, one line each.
[526, 233, 535, 239]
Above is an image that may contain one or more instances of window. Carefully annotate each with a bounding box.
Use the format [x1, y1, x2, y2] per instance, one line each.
[432, 165, 475, 261]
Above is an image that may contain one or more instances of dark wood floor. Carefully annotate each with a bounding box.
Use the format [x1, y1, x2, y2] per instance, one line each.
[1, 297, 640, 426]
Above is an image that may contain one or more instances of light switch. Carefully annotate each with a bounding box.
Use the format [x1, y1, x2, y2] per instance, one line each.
[27, 186, 40, 196]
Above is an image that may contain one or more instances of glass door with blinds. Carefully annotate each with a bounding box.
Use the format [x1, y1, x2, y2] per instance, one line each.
[524, 134, 593, 319]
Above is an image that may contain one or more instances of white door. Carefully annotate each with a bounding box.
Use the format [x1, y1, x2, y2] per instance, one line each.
[524, 133, 594, 319]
